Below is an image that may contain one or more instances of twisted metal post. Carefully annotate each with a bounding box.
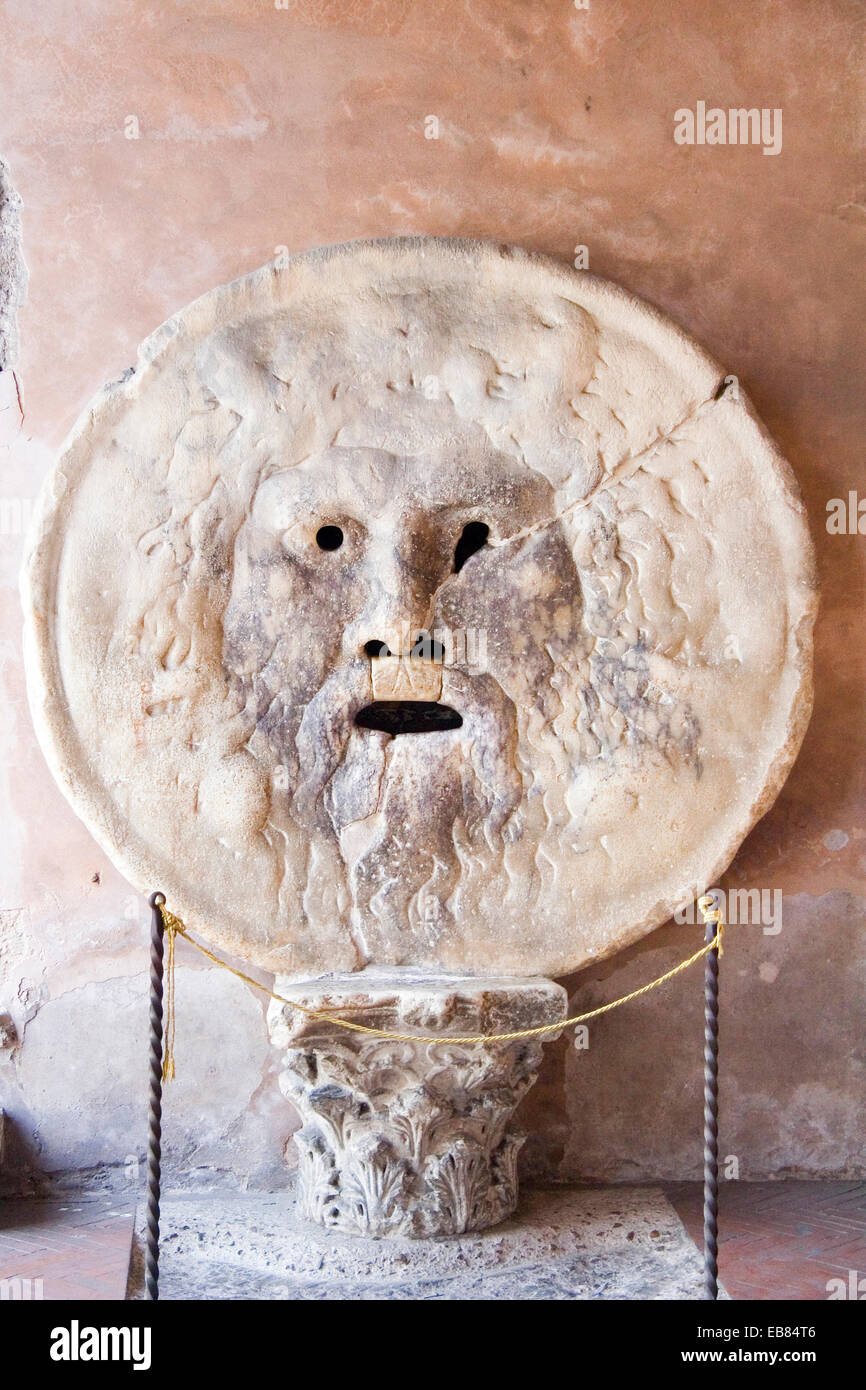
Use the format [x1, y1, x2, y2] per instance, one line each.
[145, 891, 166, 1302]
[701, 903, 721, 1300]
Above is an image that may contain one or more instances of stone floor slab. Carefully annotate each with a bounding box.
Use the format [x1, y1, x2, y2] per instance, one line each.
[130, 1183, 722, 1300]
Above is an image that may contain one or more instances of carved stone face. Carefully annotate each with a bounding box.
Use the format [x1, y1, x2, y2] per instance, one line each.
[221, 438, 585, 956]
[23, 239, 816, 977]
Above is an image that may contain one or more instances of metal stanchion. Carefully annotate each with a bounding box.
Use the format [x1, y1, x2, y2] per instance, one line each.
[145, 891, 166, 1302]
[702, 906, 721, 1299]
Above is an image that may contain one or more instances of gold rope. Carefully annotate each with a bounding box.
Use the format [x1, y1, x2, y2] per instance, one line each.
[161, 915, 177, 1082]
[156, 896, 724, 1075]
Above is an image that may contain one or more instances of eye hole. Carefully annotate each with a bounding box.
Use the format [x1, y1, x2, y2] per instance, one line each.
[453, 521, 489, 573]
[316, 525, 344, 551]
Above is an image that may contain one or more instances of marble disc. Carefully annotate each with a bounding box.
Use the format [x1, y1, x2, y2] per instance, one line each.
[23, 238, 817, 977]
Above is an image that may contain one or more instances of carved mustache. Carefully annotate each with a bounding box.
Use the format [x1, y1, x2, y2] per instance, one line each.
[290, 658, 524, 842]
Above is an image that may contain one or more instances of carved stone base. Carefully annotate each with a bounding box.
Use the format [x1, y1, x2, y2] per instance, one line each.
[267, 969, 567, 1239]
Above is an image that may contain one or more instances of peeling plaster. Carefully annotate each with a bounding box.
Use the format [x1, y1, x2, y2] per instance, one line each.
[0, 158, 27, 371]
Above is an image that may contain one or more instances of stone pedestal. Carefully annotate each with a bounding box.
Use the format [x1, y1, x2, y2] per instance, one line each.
[267, 969, 566, 1239]
[133, 1187, 728, 1300]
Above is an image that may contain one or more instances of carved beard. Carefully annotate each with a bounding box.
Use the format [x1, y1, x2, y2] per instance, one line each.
[228, 618, 699, 962]
[263, 659, 526, 953]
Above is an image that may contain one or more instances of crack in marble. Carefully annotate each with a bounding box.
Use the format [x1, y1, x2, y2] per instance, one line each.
[487, 389, 723, 554]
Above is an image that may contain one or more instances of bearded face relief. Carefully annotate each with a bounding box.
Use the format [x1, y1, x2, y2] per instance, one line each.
[221, 438, 590, 961]
[23, 240, 817, 978]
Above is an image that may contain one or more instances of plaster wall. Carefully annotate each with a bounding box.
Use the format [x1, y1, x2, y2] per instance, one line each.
[0, 0, 863, 1190]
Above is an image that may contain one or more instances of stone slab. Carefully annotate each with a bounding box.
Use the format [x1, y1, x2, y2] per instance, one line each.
[23, 237, 816, 980]
[130, 1183, 727, 1300]
[268, 965, 568, 1043]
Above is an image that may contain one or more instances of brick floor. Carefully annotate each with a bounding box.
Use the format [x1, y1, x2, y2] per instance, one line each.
[1, 1183, 862, 1300]
[665, 1181, 866, 1301]
[0, 1197, 135, 1301]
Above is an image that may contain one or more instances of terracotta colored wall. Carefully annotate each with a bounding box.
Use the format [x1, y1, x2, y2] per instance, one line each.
[1, 0, 863, 1189]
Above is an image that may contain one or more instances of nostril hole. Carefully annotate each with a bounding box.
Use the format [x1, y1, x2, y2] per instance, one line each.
[316, 525, 344, 551]
[411, 633, 445, 662]
[454, 521, 489, 573]
[364, 640, 391, 658]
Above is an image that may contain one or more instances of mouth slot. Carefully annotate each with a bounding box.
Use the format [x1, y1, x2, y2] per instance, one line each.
[355, 701, 463, 736]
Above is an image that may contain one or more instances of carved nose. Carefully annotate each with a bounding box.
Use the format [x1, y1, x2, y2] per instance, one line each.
[348, 529, 442, 661]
